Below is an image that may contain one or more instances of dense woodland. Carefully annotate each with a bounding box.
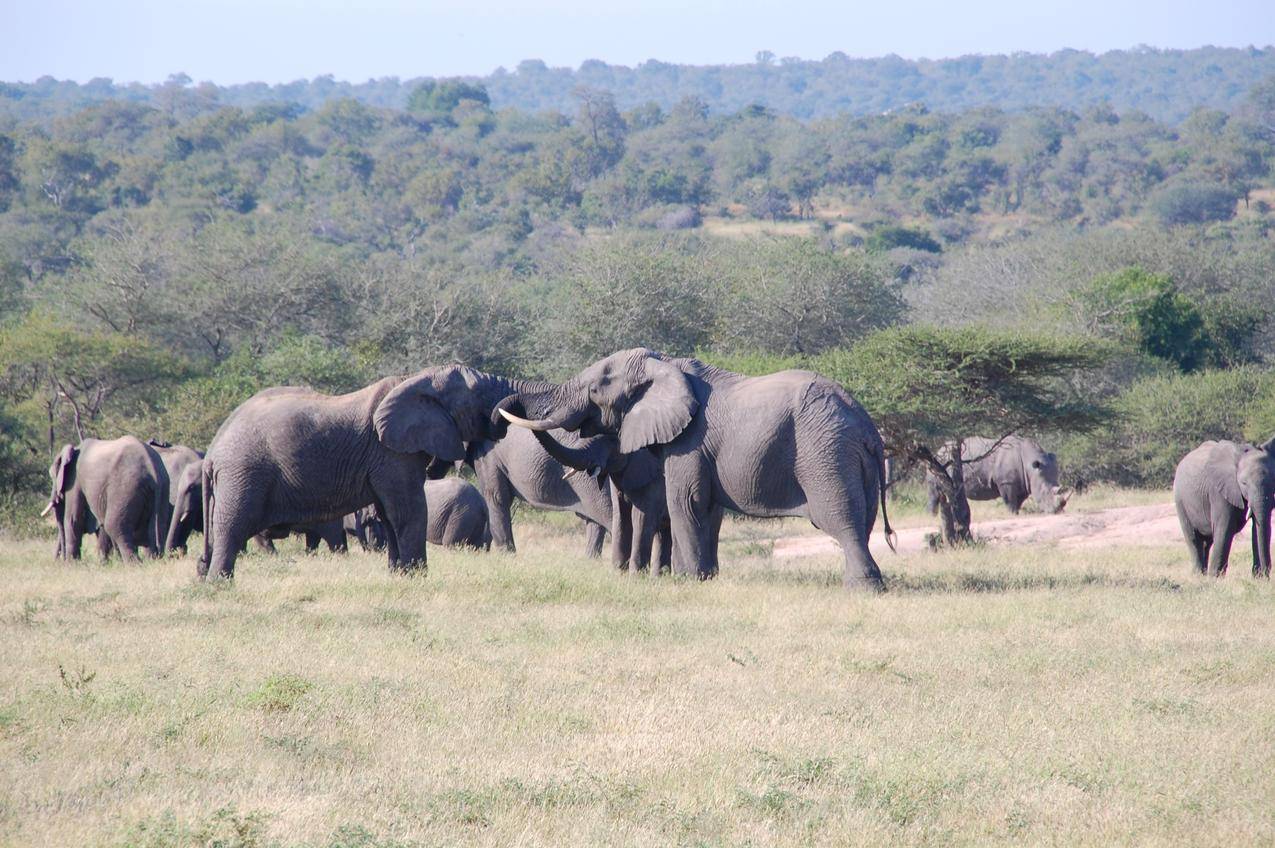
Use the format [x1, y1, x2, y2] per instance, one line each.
[3, 51, 1275, 523]
[5, 46, 1275, 122]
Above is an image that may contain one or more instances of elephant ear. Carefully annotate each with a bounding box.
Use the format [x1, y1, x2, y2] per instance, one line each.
[619, 448, 662, 493]
[52, 444, 78, 504]
[373, 378, 465, 462]
[1211, 442, 1248, 510]
[619, 357, 697, 453]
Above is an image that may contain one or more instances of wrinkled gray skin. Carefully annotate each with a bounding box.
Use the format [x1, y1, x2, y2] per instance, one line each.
[150, 442, 206, 554]
[527, 425, 671, 573]
[424, 478, 491, 549]
[466, 425, 615, 562]
[46, 436, 170, 563]
[201, 366, 553, 579]
[925, 436, 1070, 515]
[504, 348, 893, 590]
[1173, 439, 1275, 578]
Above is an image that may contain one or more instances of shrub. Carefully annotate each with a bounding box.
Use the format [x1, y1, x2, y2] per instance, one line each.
[1149, 182, 1238, 226]
[1067, 367, 1275, 487]
[864, 225, 942, 254]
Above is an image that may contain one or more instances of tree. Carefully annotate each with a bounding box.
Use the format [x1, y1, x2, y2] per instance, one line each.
[1148, 182, 1238, 226]
[0, 313, 188, 455]
[816, 328, 1109, 544]
[714, 239, 905, 356]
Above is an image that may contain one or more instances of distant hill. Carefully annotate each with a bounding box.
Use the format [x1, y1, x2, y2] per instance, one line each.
[3, 45, 1274, 123]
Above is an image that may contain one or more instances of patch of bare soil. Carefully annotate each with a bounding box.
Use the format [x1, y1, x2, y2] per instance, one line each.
[773, 502, 1182, 559]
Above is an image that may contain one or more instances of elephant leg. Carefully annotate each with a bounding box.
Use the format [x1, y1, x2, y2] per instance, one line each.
[104, 514, 141, 564]
[612, 488, 633, 571]
[1207, 510, 1241, 578]
[1177, 507, 1208, 574]
[376, 486, 428, 572]
[706, 507, 724, 578]
[797, 444, 883, 591]
[654, 522, 673, 575]
[303, 530, 321, 553]
[481, 474, 516, 553]
[580, 518, 606, 558]
[631, 507, 656, 573]
[96, 529, 115, 561]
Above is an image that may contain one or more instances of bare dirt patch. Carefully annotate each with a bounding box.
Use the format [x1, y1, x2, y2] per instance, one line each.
[774, 501, 1182, 559]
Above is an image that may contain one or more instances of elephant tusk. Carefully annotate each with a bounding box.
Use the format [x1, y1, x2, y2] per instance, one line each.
[39, 501, 53, 518]
[562, 468, 580, 480]
[498, 408, 557, 431]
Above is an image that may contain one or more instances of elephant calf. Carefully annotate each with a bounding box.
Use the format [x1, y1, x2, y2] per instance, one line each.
[1173, 439, 1275, 577]
[424, 478, 491, 549]
[45, 437, 170, 562]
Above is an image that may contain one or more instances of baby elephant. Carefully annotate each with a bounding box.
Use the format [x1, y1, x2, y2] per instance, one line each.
[1173, 438, 1275, 578]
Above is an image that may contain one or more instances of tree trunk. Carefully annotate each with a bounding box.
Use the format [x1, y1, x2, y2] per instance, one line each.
[937, 440, 974, 545]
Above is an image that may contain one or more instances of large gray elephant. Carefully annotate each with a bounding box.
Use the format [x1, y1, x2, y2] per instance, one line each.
[200, 366, 553, 578]
[525, 424, 670, 573]
[1173, 439, 1275, 578]
[150, 441, 205, 554]
[500, 348, 894, 590]
[465, 425, 615, 562]
[925, 436, 1070, 515]
[44, 436, 170, 562]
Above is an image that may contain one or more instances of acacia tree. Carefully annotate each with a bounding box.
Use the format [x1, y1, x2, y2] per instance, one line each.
[0, 313, 186, 455]
[816, 327, 1109, 544]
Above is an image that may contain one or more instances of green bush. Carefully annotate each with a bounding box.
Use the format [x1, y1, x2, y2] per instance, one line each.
[864, 225, 943, 254]
[1149, 182, 1238, 226]
[1065, 367, 1275, 487]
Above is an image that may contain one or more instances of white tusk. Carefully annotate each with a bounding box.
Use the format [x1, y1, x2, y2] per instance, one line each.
[498, 408, 555, 431]
[562, 468, 579, 480]
[40, 501, 53, 518]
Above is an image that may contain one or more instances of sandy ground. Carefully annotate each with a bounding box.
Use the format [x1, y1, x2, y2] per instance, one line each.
[774, 501, 1183, 559]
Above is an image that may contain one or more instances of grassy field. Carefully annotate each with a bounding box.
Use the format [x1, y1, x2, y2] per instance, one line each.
[2, 501, 1275, 847]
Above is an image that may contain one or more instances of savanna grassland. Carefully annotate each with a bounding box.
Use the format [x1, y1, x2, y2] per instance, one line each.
[3, 499, 1274, 847]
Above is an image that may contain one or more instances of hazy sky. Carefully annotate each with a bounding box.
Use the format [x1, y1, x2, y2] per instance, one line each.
[5, 0, 1274, 85]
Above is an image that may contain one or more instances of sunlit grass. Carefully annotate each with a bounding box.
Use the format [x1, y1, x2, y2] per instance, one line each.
[1, 509, 1273, 846]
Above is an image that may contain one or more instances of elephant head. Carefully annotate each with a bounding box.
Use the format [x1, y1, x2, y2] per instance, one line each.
[166, 460, 204, 553]
[43, 444, 79, 557]
[528, 426, 664, 496]
[1236, 438, 1275, 577]
[373, 366, 510, 462]
[500, 348, 698, 454]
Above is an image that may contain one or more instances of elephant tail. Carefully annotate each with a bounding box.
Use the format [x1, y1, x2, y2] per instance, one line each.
[875, 445, 897, 553]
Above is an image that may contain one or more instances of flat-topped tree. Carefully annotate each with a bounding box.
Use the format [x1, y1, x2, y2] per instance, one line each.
[816, 327, 1111, 545]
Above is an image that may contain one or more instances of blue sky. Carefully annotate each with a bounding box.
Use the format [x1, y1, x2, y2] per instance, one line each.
[5, 0, 1274, 84]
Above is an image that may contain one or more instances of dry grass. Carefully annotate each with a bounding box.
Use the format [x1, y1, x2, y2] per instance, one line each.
[2, 507, 1275, 847]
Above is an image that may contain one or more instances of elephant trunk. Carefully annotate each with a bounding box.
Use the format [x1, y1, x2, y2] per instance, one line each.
[1255, 505, 1272, 578]
[529, 429, 611, 479]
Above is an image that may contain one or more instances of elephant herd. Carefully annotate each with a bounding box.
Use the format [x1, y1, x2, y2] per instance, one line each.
[40, 345, 1271, 588]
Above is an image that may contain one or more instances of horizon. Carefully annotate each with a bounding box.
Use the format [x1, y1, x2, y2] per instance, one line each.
[6, 0, 1274, 87]
[8, 42, 1275, 88]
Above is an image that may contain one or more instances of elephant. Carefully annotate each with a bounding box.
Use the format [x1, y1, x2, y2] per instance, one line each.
[1173, 439, 1275, 578]
[465, 425, 615, 562]
[344, 506, 387, 551]
[500, 348, 894, 590]
[200, 365, 556, 578]
[150, 441, 206, 554]
[525, 424, 670, 573]
[925, 436, 1071, 515]
[43, 436, 170, 563]
[423, 478, 491, 549]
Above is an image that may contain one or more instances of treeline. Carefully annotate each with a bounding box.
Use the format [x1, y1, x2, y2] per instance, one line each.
[1, 77, 1275, 523]
[5, 46, 1275, 123]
